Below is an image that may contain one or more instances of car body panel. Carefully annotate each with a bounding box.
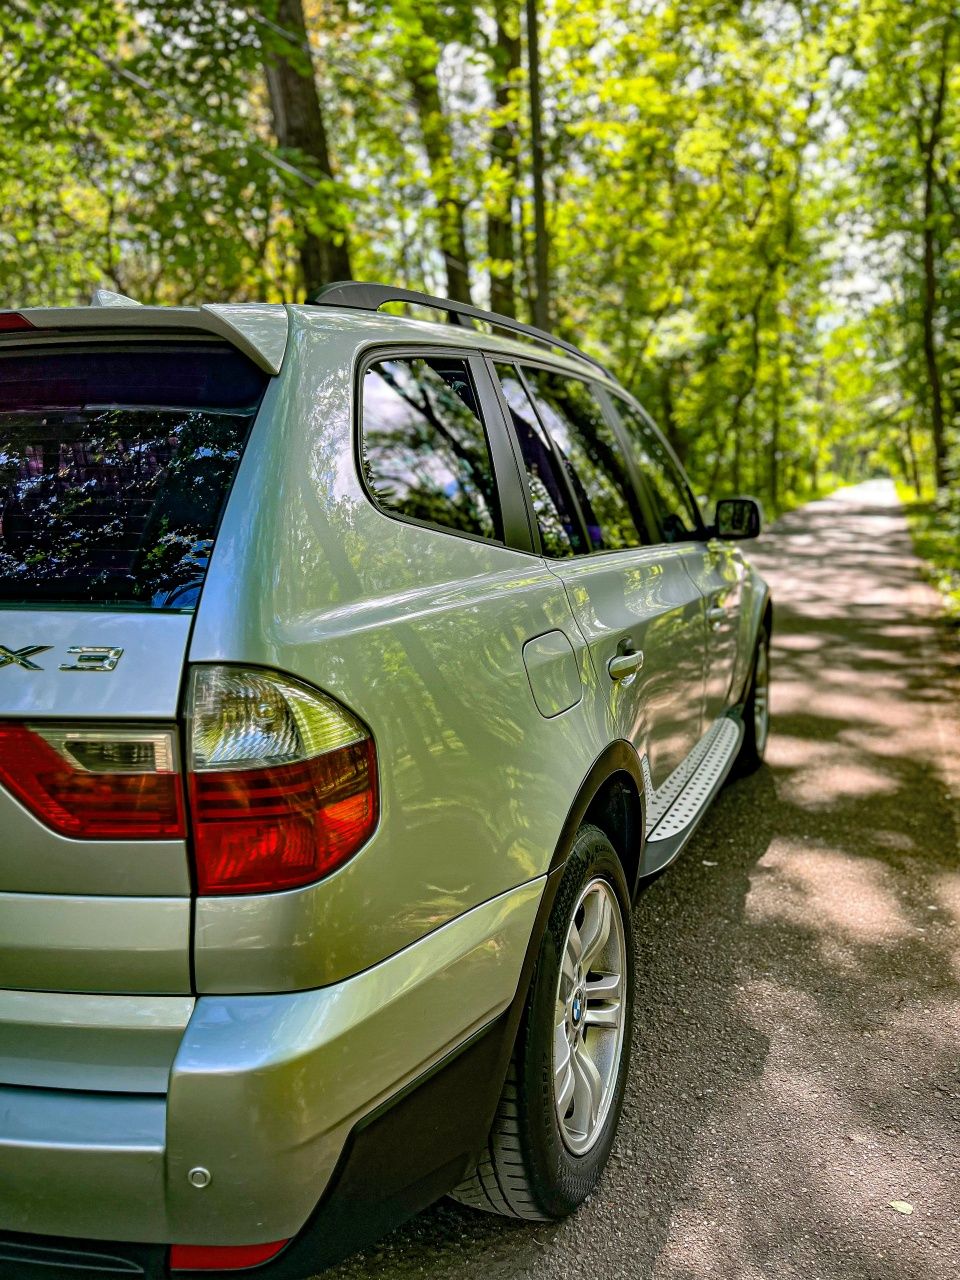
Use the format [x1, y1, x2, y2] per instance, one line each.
[188, 314, 605, 991]
[0, 1088, 169, 1241]
[0, 891, 191, 993]
[0, 788, 189, 898]
[0, 610, 191, 723]
[684, 540, 747, 721]
[732, 560, 772, 702]
[521, 630, 583, 718]
[17, 301, 289, 375]
[0, 991, 195, 1092]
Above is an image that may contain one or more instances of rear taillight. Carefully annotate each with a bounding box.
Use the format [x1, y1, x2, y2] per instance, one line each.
[0, 723, 185, 839]
[0, 312, 34, 331]
[185, 666, 378, 895]
[169, 1240, 289, 1271]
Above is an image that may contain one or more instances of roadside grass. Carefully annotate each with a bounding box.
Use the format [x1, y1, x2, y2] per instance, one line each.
[896, 481, 960, 625]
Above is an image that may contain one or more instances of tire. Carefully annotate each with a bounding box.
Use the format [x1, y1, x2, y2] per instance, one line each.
[452, 825, 634, 1220]
[736, 623, 770, 775]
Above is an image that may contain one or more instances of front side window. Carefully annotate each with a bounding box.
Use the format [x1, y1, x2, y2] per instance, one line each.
[609, 397, 701, 543]
[522, 369, 647, 552]
[361, 356, 499, 541]
[0, 343, 267, 611]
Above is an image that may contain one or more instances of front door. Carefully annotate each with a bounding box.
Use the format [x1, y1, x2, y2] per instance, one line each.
[688, 540, 747, 721]
[602, 392, 748, 727]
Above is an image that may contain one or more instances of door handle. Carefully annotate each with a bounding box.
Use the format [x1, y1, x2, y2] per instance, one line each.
[608, 649, 644, 681]
[707, 606, 726, 628]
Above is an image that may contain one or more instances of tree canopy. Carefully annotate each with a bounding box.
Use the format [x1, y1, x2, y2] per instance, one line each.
[1, 0, 957, 516]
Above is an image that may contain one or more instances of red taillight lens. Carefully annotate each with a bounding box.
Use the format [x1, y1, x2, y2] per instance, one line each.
[189, 740, 377, 894]
[0, 312, 34, 331]
[169, 1240, 288, 1271]
[186, 667, 378, 895]
[0, 723, 185, 839]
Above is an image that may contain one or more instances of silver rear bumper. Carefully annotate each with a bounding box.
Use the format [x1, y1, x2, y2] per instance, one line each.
[0, 878, 542, 1246]
[0, 1088, 168, 1240]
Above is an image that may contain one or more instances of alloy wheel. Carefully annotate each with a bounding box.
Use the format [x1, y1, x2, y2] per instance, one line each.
[552, 877, 627, 1156]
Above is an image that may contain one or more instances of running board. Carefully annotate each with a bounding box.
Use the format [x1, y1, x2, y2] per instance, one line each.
[640, 716, 743, 877]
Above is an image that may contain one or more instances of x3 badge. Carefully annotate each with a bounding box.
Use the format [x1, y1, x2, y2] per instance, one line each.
[0, 645, 53, 671]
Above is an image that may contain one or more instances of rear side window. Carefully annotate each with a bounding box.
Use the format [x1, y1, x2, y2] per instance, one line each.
[361, 356, 500, 541]
[0, 343, 268, 611]
[522, 368, 648, 553]
[609, 397, 701, 543]
[495, 364, 584, 558]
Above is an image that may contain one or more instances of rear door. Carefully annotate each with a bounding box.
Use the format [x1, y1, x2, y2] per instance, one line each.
[0, 337, 268, 993]
[604, 393, 745, 723]
[491, 361, 706, 789]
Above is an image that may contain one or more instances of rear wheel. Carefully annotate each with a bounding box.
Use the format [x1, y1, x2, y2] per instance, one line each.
[736, 624, 770, 774]
[452, 825, 634, 1219]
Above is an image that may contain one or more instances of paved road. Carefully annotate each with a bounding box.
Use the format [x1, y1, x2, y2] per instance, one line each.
[320, 480, 960, 1280]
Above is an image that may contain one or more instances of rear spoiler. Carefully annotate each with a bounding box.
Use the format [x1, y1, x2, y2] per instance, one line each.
[3, 293, 288, 375]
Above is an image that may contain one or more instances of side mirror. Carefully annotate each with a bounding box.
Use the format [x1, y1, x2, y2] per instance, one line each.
[714, 496, 762, 540]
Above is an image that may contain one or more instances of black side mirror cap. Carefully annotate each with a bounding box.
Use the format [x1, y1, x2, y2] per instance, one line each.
[714, 496, 762, 540]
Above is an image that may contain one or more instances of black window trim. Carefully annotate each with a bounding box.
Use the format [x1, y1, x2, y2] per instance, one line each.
[353, 344, 534, 552]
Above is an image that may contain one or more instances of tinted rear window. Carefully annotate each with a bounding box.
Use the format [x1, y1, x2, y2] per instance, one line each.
[0, 344, 267, 610]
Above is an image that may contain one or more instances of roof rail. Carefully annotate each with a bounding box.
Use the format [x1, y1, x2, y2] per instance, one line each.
[307, 281, 608, 374]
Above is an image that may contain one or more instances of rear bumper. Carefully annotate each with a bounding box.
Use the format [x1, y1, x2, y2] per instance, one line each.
[0, 879, 543, 1251]
[0, 1088, 167, 1241]
[0, 1009, 515, 1279]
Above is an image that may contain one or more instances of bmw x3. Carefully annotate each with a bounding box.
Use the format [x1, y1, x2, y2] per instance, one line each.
[0, 282, 771, 1278]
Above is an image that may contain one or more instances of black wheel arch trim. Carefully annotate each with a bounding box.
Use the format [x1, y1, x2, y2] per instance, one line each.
[547, 739, 647, 893]
[736, 586, 773, 707]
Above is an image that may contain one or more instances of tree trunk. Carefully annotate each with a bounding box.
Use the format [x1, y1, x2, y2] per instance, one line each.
[487, 0, 521, 317]
[904, 422, 922, 495]
[769, 390, 780, 511]
[405, 49, 473, 304]
[265, 0, 351, 292]
[729, 300, 764, 492]
[919, 27, 950, 489]
[526, 0, 549, 330]
[660, 369, 683, 461]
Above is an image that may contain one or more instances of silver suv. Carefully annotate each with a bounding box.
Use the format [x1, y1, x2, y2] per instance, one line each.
[0, 283, 770, 1278]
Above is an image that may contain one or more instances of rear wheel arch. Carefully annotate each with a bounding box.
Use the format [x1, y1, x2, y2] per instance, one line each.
[548, 742, 646, 901]
[581, 772, 644, 903]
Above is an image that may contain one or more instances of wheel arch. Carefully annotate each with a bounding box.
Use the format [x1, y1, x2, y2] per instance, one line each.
[547, 740, 646, 903]
[734, 581, 773, 706]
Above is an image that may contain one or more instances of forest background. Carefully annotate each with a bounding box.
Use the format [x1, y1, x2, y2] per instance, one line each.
[2, 0, 958, 612]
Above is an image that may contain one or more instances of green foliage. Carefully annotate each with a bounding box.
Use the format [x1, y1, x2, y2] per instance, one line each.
[897, 484, 960, 622]
[0, 0, 957, 548]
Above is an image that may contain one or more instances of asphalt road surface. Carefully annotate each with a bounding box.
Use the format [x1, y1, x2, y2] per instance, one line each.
[320, 480, 960, 1280]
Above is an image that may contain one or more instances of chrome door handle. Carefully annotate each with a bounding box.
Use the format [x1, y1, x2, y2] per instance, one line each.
[707, 606, 726, 628]
[608, 649, 644, 681]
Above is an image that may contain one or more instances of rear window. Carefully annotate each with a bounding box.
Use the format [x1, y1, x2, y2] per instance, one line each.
[0, 343, 268, 610]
